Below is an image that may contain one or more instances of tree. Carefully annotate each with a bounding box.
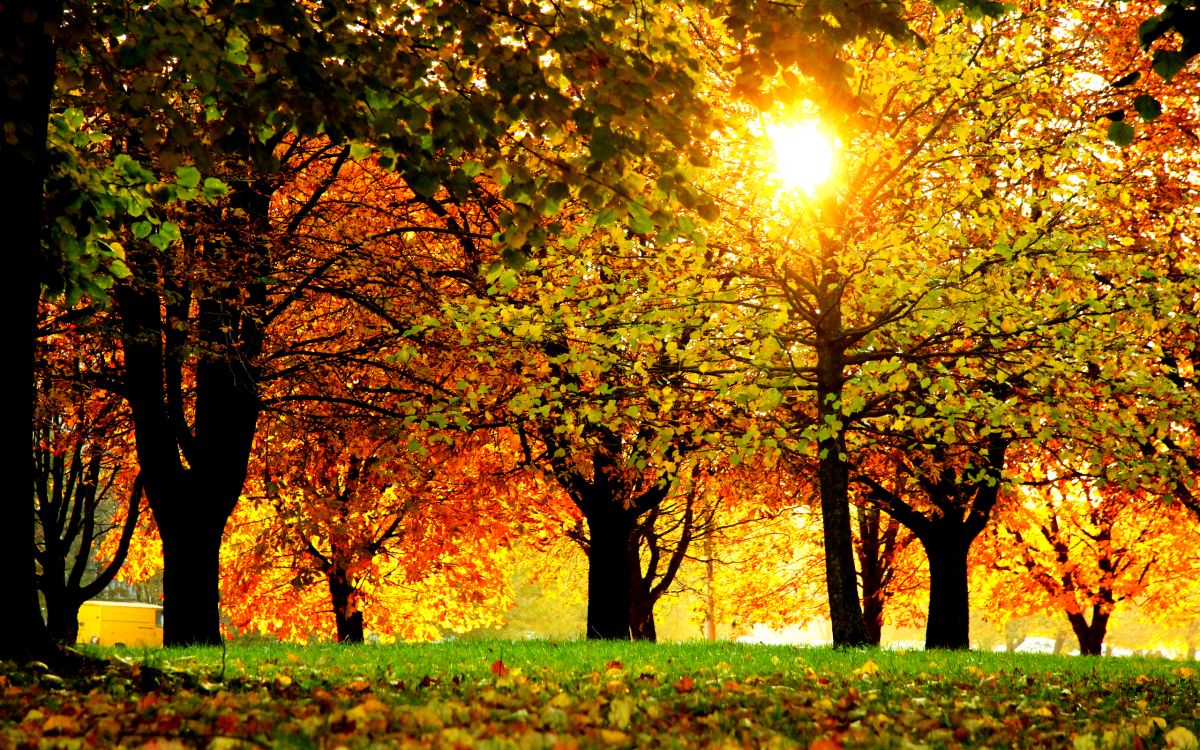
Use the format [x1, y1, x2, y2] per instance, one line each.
[37, 0, 731, 648]
[33, 343, 143, 644]
[717, 0, 1198, 649]
[222, 421, 524, 643]
[976, 469, 1200, 656]
[4, 0, 66, 663]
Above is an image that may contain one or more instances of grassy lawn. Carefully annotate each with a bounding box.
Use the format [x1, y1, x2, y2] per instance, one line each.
[3, 640, 1197, 748]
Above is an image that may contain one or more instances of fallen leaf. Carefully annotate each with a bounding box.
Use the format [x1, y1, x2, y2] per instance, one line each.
[1167, 726, 1199, 749]
[491, 659, 510, 677]
[674, 675, 695, 694]
[856, 659, 880, 677]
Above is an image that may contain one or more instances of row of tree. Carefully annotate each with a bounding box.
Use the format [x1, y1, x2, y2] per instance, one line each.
[18, 0, 1200, 662]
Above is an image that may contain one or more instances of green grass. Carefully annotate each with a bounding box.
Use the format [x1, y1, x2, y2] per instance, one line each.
[8, 640, 1199, 749]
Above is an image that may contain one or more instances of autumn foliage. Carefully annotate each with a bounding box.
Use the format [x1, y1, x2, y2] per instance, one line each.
[24, 0, 1200, 656]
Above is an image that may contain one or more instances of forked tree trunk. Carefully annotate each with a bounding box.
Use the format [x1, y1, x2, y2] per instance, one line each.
[629, 606, 657, 641]
[119, 181, 267, 647]
[44, 596, 82, 645]
[1067, 607, 1109, 656]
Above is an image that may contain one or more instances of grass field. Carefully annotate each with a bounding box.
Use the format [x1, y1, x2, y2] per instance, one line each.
[3, 640, 1198, 748]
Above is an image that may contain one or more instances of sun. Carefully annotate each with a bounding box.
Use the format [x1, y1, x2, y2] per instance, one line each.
[766, 120, 838, 194]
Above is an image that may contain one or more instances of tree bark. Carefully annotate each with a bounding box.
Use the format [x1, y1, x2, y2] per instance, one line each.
[816, 339, 869, 647]
[1067, 606, 1109, 656]
[156, 492, 230, 645]
[117, 181, 267, 647]
[807, 234, 871, 648]
[328, 564, 366, 644]
[585, 510, 635, 640]
[856, 504, 896, 646]
[920, 530, 972, 650]
[4, 0, 64, 664]
[629, 596, 657, 641]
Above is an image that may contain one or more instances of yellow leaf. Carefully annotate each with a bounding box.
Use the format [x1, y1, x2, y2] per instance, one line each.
[599, 729, 630, 744]
[43, 714, 80, 733]
[1167, 727, 1199, 749]
[608, 697, 634, 730]
[856, 659, 879, 677]
[346, 696, 389, 726]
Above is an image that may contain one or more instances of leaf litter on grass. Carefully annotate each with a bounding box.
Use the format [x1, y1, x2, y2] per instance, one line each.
[1, 644, 1197, 749]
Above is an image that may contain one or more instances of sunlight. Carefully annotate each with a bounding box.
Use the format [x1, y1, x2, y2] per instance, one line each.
[767, 120, 838, 194]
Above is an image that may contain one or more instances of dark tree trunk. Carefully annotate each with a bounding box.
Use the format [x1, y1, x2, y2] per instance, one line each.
[156, 493, 230, 645]
[629, 604, 657, 641]
[44, 598, 81, 645]
[328, 564, 365, 644]
[585, 510, 635, 640]
[118, 181, 267, 647]
[920, 531, 972, 650]
[856, 504, 898, 647]
[861, 590, 884, 646]
[808, 240, 870, 648]
[816, 339, 869, 648]
[4, 0, 64, 664]
[1067, 607, 1109, 656]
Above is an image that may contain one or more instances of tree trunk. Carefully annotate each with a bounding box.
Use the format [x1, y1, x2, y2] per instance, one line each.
[3, 0, 63, 665]
[856, 504, 889, 646]
[704, 529, 717, 641]
[585, 511, 635, 640]
[156, 495, 229, 645]
[629, 599, 657, 642]
[1067, 607, 1108, 656]
[814, 272, 870, 646]
[328, 564, 365, 644]
[44, 593, 82, 645]
[118, 180, 266, 647]
[816, 374, 869, 647]
[921, 531, 972, 650]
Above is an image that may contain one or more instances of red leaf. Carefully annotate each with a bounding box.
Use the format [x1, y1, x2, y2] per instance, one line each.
[490, 659, 510, 677]
[673, 675, 695, 694]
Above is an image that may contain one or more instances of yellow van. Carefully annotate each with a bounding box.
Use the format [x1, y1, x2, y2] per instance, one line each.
[77, 600, 163, 647]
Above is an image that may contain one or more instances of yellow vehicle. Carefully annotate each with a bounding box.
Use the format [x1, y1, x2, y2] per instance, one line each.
[76, 600, 164, 647]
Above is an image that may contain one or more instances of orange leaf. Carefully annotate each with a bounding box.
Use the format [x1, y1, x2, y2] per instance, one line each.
[491, 659, 510, 677]
[673, 675, 695, 694]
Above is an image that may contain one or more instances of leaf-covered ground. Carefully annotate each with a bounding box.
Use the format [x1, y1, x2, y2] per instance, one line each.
[3, 641, 1198, 749]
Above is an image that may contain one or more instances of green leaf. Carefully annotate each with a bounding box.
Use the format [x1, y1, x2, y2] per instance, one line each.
[628, 211, 654, 235]
[1106, 120, 1135, 147]
[202, 177, 227, 197]
[350, 142, 373, 160]
[1152, 50, 1187, 83]
[501, 246, 529, 270]
[176, 166, 202, 190]
[1138, 16, 1167, 48]
[131, 221, 153, 239]
[1133, 94, 1163, 122]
